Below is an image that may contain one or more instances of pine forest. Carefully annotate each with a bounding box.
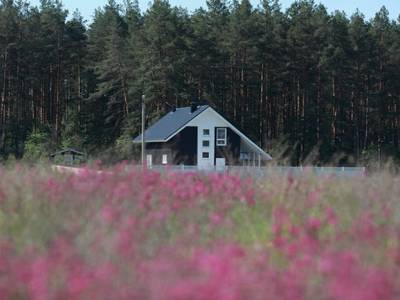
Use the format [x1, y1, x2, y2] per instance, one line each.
[1, 0, 400, 165]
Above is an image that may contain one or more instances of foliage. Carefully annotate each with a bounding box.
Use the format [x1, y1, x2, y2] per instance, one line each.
[114, 133, 134, 159]
[1, 0, 400, 165]
[0, 165, 400, 299]
[22, 131, 52, 162]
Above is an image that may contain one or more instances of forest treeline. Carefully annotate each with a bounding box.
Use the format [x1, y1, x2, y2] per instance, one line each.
[1, 0, 400, 165]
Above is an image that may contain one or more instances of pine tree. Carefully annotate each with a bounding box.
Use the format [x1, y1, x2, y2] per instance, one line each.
[368, 7, 397, 162]
[0, 0, 20, 156]
[318, 11, 353, 161]
[138, 0, 190, 121]
[348, 11, 374, 158]
[227, 0, 259, 137]
[61, 11, 87, 148]
[84, 0, 131, 146]
[257, 0, 287, 147]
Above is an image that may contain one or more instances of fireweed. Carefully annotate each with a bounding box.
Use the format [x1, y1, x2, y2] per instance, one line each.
[0, 164, 400, 299]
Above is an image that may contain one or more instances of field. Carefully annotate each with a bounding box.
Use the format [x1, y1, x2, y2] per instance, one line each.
[1, 165, 400, 299]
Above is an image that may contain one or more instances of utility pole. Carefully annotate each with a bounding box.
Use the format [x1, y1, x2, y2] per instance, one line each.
[141, 94, 146, 169]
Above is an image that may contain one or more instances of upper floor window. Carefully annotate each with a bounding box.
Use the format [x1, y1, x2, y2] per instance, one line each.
[202, 140, 210, 147]
[216, 128, 227, 146]
[203, 129, 210, 136]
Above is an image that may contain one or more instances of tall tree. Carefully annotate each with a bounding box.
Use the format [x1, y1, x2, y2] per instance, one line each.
[138, 0, 190, 121]
[84, 0, 131, 146]
[1, 0, 400, 165]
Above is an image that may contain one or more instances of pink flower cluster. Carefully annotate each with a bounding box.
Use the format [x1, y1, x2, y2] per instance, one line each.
[0, 165, 399, 299]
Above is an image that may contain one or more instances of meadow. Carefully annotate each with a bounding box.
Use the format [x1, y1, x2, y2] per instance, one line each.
[0, 164, 400, 299]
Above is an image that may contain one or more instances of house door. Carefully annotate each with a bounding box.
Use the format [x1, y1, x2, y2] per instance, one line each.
[216, 158, 226, 171]
[146, 154, 153, 168]
[199, 151, 213, 170]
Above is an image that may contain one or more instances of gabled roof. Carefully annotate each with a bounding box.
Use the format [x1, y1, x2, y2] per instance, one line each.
[204, 107, 272, 161]
[133, 105, 209, 143]
[133, 105, 272, 161]
[50, 148, 86, 157]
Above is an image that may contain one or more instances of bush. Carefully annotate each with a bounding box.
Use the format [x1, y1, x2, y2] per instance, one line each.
[22, 131, 52, 162]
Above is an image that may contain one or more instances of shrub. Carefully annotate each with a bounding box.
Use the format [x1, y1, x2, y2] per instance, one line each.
[23, 131, 52, 162]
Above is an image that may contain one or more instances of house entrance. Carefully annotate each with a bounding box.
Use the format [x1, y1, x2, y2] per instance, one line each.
[199, 151, 213, 169]
[216, 158, 226, 171]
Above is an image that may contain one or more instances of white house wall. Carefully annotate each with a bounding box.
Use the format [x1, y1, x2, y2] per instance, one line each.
[186, 108, 227, 169]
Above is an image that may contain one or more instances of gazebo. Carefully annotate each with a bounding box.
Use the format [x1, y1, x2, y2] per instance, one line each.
[50, 148, 86, 166]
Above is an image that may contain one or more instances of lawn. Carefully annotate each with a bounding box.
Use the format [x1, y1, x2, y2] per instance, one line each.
[0, 164, 399, 299]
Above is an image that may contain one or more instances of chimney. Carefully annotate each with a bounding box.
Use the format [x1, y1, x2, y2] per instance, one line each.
[191, 102, 198, 113]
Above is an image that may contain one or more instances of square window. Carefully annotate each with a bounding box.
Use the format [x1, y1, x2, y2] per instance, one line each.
[202, 152, 210, 159]
[202, 140, 210, 147]
[203, 129, 210, 136]
[216, 128, 227, 146]
[162, 154, 168, 165]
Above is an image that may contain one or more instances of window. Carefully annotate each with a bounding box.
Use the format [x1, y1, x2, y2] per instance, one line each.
[216, 128, 227, 146]
[202, 152, 210, 159]
[162, 154, 168, 165]
[203, 129, 210, 136]
[202, 140, 210, 147]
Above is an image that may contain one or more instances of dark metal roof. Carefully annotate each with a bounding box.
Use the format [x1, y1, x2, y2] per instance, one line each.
[50, 148, 86, 157]
[133, 105, 209, 143]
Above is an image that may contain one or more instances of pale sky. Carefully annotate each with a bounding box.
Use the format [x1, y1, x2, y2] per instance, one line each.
[29, 0, 400, 22]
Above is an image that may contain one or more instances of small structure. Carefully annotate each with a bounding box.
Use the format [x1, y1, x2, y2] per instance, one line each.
[50, 148, 86, 166]
[133, 104, 272, 169]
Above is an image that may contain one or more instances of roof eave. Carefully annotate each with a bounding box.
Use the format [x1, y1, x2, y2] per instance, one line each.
[132, 139, 167, 144]
[207, 107, 273, 160]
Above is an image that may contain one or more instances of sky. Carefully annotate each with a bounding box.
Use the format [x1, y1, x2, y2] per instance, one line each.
[29, 0, 400, 23]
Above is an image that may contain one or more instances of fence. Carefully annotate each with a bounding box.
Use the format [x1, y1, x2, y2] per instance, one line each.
[148, 165, 367, 178]
[51, 164, 366, 178]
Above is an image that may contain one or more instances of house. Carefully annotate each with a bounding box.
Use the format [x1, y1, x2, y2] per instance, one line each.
[133, 104, 272, 169]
